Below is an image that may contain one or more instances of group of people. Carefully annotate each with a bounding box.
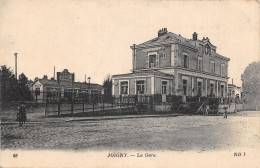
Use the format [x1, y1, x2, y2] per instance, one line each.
[17, 104, 27, 126]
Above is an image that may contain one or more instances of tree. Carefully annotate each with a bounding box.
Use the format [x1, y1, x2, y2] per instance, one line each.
[0, 65, 18, 102]
[102, 74, 112, 102]
[17, 73, 32, 101]
[241, 61, 260, 109]
[0, 65, 32, 103]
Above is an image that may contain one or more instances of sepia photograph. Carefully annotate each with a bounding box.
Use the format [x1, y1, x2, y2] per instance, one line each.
[0, 0, 260, 167]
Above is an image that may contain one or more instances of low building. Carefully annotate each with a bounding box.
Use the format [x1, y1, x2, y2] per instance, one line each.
[228, 84, 242, 100]
[112, 28, 230, 101]
[31, 69, 103, 102]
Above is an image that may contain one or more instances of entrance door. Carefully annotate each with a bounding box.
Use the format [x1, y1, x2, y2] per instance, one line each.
[162, 81, 167, 102]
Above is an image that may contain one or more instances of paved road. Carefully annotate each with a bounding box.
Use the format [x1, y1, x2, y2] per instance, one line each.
[1, 111, 260, 151]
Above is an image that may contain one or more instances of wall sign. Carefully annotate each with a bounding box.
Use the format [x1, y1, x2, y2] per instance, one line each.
[57, 69, 75, 83]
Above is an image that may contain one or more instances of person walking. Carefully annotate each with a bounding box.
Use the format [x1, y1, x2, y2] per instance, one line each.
[17, 104, 26, 126]
[223, 106, 228, 118]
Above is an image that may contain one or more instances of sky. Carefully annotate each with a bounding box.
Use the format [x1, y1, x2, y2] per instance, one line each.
[0, 0, 259, 86]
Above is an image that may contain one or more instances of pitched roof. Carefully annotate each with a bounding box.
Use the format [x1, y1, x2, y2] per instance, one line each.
[137, 32, 189, 47]
[34, 78, 102, 91]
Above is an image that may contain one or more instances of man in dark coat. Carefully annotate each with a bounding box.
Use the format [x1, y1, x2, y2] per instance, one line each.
[17, 104, 26, 126]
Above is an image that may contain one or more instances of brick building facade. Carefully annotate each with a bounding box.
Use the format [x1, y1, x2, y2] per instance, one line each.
[112, 28, 230, 100]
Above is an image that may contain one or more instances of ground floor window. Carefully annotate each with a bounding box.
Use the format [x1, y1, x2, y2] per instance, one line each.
[197, 81, 202, 96]
[136, 80, 145, 94]
[120, 81, 128, 95]
[210, 83, 214, 96]
[162, 81, 167, 95]
[183, 79, 187, 96]
[221, 85, 224, 97]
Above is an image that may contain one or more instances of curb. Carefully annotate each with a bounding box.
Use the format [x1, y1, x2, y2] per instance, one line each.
[1, 114, 183, 125]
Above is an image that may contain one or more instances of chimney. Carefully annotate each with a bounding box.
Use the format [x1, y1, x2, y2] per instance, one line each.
[232, 78, 233, 85]
[43, 75, 48, 79]
[158, 28, 168, 37]
[51, 77, 54, 80]
[193, 32, 198, 40]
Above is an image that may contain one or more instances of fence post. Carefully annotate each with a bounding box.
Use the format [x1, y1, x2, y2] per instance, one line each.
[112, 97, 114, 109]
[45, 99, 47, 116]
[83, 102, 84, 113]
[58, 99, 60, 116]
[127, 95, 129, 107]
[120, 95, 122, 109]
[71, 99, 74, 116]
[103, 97, 105, 111]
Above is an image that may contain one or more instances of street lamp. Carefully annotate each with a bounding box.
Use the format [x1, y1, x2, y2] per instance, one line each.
[87, 77, 91, 101]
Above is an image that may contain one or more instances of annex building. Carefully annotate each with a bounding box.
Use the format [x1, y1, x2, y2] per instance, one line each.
[31, 69, 102, 102]
[112, 28, 230, 100]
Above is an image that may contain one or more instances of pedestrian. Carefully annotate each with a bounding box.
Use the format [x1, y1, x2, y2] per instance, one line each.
[17, 103, 26, 126]
[223, 106, 228, 118]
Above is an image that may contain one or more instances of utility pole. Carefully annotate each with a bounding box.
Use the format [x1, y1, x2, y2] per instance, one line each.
[14, 53, 18, 79]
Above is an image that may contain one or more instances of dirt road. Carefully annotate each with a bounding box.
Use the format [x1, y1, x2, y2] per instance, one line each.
[1, 111, 260, 151]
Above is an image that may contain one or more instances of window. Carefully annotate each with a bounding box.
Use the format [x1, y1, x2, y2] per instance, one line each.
[183, 55, 188, 68]
[210, 60, 215, 74]
[205, 44, 211, 55]
[148, 54, 159, 68]
[197, 81, 202, 96]
[198, 57, 202, 71]
[149, 55, 156, 68]
[120, 81, 128, 95]
[210, 83, 214, 96]
[136, 80, 145, 94]
[163, 53, 166, 58]
[183, 80, 187, 96]
[221, 85, 224, 97]
[162, 81, 167, 95]
[221, 64, 224, 76]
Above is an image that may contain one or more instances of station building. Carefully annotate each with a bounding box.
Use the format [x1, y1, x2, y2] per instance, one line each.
[112, 28, 230, 100]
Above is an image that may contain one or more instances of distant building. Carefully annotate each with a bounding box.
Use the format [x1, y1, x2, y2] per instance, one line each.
[228, 84, 242, 100]
[31, 69, 102, 102]
[112, 28, 230, 101]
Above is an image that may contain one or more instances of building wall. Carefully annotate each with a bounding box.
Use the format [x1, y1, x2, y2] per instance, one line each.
[135, 45, 171, 70]
[134, 43, 228, 78]
[32, 81, 44, 102]
[113, 76, 174, 97]
[176, 44, 228, 77]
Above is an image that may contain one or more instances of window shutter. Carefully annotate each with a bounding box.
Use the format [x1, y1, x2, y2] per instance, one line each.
[202, 58, 203, 71]
[146, 54, 149, 68]
[181, 55, 184, 67]
[156, 54, 159, 67]
[144, 80, 147, 94]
